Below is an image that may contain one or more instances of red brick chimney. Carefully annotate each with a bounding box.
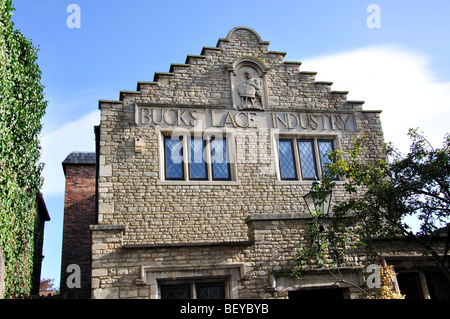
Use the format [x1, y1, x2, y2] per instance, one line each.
[60, 152, 96, 298]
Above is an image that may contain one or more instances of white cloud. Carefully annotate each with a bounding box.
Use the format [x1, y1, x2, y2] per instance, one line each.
[301, 45, 450, 232]
[40, 110, 99, 197]
[301, 45, 450, 153]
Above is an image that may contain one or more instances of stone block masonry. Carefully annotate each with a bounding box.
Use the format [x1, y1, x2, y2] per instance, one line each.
[96, 27, 382, 246]
[89, 26, 388, 299]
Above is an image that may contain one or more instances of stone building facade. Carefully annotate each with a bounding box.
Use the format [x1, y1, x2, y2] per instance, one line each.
[61, 27, 449, 299]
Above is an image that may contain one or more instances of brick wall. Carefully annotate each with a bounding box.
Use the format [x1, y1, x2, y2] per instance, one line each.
[60, 152, 96, 298]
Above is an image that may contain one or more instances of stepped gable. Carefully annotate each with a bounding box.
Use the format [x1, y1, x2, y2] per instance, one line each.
[100, 26, 364, 112]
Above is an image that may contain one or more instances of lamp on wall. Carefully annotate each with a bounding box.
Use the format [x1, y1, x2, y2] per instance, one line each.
[303, 179, 332, 218]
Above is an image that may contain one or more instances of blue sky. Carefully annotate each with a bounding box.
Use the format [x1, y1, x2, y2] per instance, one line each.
[10, 0, 450, 289]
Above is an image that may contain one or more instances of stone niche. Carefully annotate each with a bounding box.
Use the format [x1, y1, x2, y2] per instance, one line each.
[228, 56, 270, 111]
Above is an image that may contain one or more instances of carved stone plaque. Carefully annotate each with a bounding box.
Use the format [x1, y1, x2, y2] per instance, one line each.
[228, 57, 269, 111]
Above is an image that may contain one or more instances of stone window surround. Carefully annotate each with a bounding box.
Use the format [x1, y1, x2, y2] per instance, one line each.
[160, 280, 225, 299]
[384, 256, 450, 299]
[270, 267, 364, 297]
[157, 127, 239, 185]
[138, 263, 246, 299]
[272, 132, 342, 183]
[156, 128, 343, 186]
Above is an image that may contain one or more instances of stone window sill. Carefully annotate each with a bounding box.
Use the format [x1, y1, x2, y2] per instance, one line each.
[156, 180, 241, 186]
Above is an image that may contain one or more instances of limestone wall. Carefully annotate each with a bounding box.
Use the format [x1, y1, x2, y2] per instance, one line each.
[91, 27, 386, 298]
[96, 27, 384, 246]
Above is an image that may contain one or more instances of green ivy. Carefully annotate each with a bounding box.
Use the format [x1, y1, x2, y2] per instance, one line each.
[0, 0, 47, 298]
[291, 211, 346, 278]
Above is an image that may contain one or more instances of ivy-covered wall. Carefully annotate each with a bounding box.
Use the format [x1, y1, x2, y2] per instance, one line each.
[0, 0, 47, 298]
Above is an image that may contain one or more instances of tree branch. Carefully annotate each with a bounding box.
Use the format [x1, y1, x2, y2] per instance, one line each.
[326, 266, 373, 298]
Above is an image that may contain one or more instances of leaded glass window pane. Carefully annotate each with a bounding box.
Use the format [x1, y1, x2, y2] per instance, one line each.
[278, 139, 297, 180]
[164, 137, 183, 180]
[211, 138, 230, 180]
[318, 140, 334, 176]
[297, 140, 317, 180]
[160, 284, 191, 299]
[190, 139, 207, 180]
[197, 283, 225, 299]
